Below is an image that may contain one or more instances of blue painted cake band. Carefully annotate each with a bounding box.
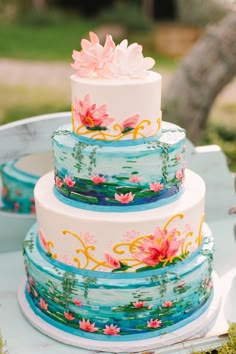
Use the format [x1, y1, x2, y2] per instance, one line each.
[52, 122, 186, 208]
[53, 186, 184, 213]
[71, 129, 166, 147]
[24, 287, 214, 342]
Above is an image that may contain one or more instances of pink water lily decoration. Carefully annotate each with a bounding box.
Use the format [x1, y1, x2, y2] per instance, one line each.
[79, 319, 98, 332]
[133, 227, 183, 266]
[133, 301, 146, 308]
[64, 312, 75, 321]
[103, 324, 120, 335]
[73, 298, 82, 307]
[71, 32, 115, 78]
[129, 175, 142, 183]
[121, 114, 140, 133]
[109, 39, 155, 78]
[2, 186, 8, 197]
[91, 174, 106, 184]
[39, 298, 48, 311]
[55, 176, 63, 188]
[29, 277, 35, 286]
[64, 175, 76, 187]
[162, 300, 173, 308]
[104, 251, 120, 269]
[149, 181, 164, 193]
[38, 228, 50, 253]
[176, 170, 182, 180]
[114, 192, 135, 204]
[73, 94, 114, 129]
[176, 154, 181, 162]
[147, 319, 162, 329]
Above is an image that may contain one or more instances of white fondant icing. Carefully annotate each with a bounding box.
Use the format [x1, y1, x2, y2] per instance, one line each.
[35, 169, 205, 270]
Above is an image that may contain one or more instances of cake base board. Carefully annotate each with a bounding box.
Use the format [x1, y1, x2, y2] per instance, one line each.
[18, 273, 221, 353]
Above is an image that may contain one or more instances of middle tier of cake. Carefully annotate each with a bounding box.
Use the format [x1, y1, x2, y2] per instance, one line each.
[52, 121, 186, 209]
[35, 169, 205, 272]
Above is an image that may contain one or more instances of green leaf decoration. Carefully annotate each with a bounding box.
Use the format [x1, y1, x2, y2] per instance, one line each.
[112, 262, 132, 272]
[82, 276, 97, 300]
[122, 127, 134, 134]
[86, 126, 107, 131]
[61, 272, 76, 311]
[23, 237, 34, 254]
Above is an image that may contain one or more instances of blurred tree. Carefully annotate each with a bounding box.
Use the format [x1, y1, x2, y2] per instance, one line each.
[31, 0, 48, 11]
[163, 12, 236, 143]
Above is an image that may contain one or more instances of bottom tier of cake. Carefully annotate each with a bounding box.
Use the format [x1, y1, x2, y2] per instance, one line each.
[19, 222, 217, 350]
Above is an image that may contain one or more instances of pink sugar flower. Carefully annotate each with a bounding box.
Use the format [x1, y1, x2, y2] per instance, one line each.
[133, 301, 146, 308]
[73, 94, 114, 129]
[176, 154, 181, 162]
[39, 298, 48, 311]
[91, 174, 106, 184]
[129, 176, 142, 183]
[114, 192, 135, 204]
[73, 298, 82, 307]
[147, 319, 162, 329]
[79, 319, 98, 332]
[176, 170, 182, 180]
[104, 252, 120, 269]
[162, 300, 173, 308]
[103, 324, 120, 335]
[121, 114, 140, 132]
[64, 312, 75, 321]
[64, 175, 76, 187]
[55, 176, 63, 188]
[109, 39, 155, 78]
[71, 32, 115, 78]
[149, 181, 164, 193]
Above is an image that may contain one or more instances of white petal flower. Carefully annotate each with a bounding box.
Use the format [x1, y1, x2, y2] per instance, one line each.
[109, 40, 155, 78]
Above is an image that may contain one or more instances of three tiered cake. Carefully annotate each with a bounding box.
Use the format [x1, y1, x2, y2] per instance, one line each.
[19, 32, 218, 351]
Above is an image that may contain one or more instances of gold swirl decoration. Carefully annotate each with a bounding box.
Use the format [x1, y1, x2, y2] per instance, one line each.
[71, 107, 161, 141]
[59, 213, 206, 271]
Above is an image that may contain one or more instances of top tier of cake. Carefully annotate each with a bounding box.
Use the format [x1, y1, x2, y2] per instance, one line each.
[70, 32, 161, 141]
[71, 72, 162, 141]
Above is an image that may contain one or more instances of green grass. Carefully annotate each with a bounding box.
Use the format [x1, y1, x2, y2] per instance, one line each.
[0, 20, 95, 61]
[0, 20, 177, 70]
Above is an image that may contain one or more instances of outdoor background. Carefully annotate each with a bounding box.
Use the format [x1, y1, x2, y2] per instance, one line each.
[0, 0, 235, 171]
